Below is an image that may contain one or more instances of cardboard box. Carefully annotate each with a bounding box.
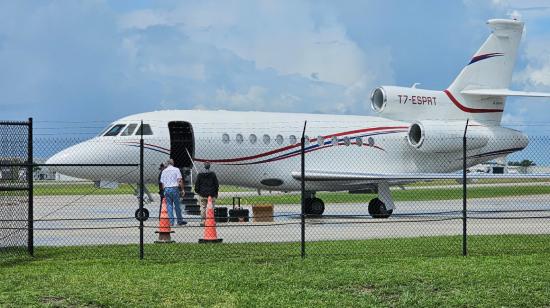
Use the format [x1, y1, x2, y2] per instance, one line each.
[252, 204, 273, 222]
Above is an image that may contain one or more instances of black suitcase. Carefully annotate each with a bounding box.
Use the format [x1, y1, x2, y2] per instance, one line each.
[214, 207, 228, 223]
[228, 197, 249, 222]
[229, 208, 249, 222]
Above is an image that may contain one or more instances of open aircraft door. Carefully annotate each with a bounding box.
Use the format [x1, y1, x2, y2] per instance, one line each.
[168, 121, 195, 169]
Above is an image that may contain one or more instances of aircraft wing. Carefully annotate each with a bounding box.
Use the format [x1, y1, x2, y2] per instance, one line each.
[461, 88, 550, 97]
[291, 170, 550, 181]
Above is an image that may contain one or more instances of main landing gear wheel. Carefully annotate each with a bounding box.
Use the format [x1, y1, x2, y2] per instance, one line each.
[368, 198, 393, 219]
[305, 198, 325, 216]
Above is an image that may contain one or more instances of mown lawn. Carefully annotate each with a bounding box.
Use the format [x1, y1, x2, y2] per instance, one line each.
[32, 182, 550, 205]
[33, 182, 139, 195]
[33, 183, 253, 196]
[1, 235, 549, 307]
[216, 185, 550, 205]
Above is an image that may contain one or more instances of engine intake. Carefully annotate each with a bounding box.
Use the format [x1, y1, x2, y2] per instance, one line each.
[370, 87, 387, 112]
[407, 120, 489, 153]
[408, 123, 424, 147]
[369, 86, 443, 121]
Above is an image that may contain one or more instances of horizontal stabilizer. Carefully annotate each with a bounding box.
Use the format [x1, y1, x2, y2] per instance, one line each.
[291, 170, 550, 181]
[461, 88, 550, 97]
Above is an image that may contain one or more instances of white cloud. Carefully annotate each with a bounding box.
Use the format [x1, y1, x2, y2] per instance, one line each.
[139, 63, 206, 80]
[9, 0, 550, 126]
[488, 0, 550, 19]
[118, 9, 171, 30]
[215, 86, 268, 109]
[515, 40, 550, 89]
[118, 2, 375, 87]
[111, 1, 397, 116]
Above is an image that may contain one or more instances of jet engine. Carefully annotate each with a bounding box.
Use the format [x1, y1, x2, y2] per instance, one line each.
[370, 86, 442, 121]
[406, 120, 489, 153]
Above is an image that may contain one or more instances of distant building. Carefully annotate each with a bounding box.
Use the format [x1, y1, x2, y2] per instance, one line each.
[469, 161, 507, 174]
[1, 157, 88, 182]
[32, 158, 56, 181]
[470, 161, 550, 174]
[0, 157, 25, 181]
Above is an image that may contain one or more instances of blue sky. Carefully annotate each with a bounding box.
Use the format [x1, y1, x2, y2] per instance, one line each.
[1, 0, 550, 136]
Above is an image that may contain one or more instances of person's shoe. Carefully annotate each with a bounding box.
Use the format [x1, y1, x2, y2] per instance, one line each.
[177, 221, 187, 226]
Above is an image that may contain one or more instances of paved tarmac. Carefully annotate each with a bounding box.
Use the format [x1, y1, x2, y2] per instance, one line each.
[32, 194, 550, 246]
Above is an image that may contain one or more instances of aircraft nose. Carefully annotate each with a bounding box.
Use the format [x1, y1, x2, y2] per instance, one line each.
[44, 139, 141, 182]
[44, 141, 97, 179]
[45, 148, 72, 165]
[46, 141, 91, 165]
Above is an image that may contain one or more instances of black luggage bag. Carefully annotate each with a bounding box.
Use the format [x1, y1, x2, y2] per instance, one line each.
[228, 197, 249, 222]
[214, 207, 228, 223]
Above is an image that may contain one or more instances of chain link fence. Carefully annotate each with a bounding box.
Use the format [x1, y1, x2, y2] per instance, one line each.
[0, 120, 31, 257]
[1, 120, 549, 260]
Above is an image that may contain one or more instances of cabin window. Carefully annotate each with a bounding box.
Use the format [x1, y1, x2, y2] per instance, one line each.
[263, 134, 271, 144]
[236, 134, 244, 144]
[368, 137, 375, 146]
[289, 135, 297, 144]
[104, 124, 126, 137]
[121, 124, 138, 136]
[356, 137, 363, 146]
[249, 134, 257, 144]
[304, 135, 310, 145]
[222, 133, 230, 143]
[317, 136, 325, 146]
[135, 124, 153, 136]
[343, 136, 351, 146]
[275, 134, 284, 145]
[331, 136, 338, 146]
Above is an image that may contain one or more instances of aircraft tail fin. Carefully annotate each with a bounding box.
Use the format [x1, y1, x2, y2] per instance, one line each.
[448, 19, 524, 94]
[445, 19, 528, 124]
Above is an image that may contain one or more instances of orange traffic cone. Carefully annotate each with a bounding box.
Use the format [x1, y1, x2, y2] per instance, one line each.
[199, 196, 223, 243]
[155, 197, 175, 243]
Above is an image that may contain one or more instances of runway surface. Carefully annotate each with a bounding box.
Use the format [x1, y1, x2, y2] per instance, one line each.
[32, 194, 550, 246]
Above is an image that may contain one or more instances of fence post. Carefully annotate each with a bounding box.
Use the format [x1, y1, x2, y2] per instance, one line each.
[139, 120, 144, 260]
[462, 119, 469, 256]
[27, 117, 33, 257]
[300, 121, 307, 259]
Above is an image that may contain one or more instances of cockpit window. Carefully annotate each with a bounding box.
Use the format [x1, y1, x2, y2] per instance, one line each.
[135, 124, 153, 136]
[97, 125, 113, 137]
[103, 124, 126, 137]
[121, 124, 138, 136]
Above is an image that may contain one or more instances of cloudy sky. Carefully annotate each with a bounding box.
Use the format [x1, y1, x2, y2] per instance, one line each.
[1, 0, 550, 134]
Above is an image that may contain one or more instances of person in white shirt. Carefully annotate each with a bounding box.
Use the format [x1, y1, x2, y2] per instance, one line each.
[160, 159, 186, 226]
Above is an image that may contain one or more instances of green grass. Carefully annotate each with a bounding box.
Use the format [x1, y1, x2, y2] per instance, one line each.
[1, 235, 549, 307]
[32, 182, 550, 205]
[33, 183, 253, 196]
[216, 185, 550, 205]
[406, 178, 550, 187]
[34, 182, 138, 196]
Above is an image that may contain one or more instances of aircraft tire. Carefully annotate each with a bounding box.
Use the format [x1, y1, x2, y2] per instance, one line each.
[368, 198, 393, 219]
[305, 198, 325, 216]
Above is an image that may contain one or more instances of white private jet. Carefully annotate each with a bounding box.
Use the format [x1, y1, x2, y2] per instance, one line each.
[47, 19, 550, 218]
